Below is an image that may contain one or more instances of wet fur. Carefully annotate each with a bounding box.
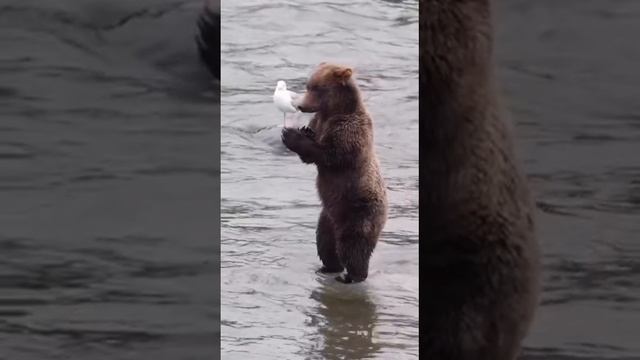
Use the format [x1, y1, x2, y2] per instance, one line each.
[282, 63, 388, 283]
[196, 3, 220, 79]
[420, 0, 540, 359]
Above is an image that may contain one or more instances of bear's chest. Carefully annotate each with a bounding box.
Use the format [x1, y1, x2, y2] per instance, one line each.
[312, 120, 332, 145]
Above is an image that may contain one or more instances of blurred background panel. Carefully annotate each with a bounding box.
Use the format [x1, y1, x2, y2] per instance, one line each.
[494, 1, 640, 358]
[0, 0, 220, 359]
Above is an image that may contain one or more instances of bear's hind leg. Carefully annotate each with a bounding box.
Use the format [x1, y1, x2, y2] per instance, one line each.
[316, 210, 343, 273]
[335, 222, 376, 284]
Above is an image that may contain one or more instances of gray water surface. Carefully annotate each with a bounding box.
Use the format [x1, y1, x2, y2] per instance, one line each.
[0, 1, 220, 359]
[496, 1, 640, 359]
[221, 1, 419, 359]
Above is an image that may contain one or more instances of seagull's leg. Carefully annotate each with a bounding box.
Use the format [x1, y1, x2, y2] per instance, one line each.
[283, 112, 286, 127]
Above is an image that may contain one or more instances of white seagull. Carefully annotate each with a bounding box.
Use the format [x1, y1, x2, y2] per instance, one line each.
[273, 80, 299, 127]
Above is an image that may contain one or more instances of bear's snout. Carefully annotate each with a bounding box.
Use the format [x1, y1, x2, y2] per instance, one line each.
[293, 93, 317, 113]
[297, 104, 313, 112]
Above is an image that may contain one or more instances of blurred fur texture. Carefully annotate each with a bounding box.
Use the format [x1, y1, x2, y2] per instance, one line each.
[196, 1, 220, 79]
[420, 0, 540, 359]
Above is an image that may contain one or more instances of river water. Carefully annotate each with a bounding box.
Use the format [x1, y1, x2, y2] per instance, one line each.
[0, 0, 220, 359]
[220, 0, 419, 359]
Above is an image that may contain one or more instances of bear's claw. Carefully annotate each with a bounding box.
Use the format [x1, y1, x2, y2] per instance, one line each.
[335, 273, 366, 284]
[335, 274, 352, 283]
[300, 126, 315, 139]
[317, 266, 343, 274]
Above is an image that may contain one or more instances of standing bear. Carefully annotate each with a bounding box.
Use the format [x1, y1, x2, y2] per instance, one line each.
[281, 63, 387, 284]
[421, 0, 540, 359]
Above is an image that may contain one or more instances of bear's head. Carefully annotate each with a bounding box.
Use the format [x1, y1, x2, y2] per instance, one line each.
[295, 63, 360, 115]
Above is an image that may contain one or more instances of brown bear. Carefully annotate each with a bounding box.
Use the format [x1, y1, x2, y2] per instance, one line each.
[281, 63, 388, 284]
[196, 0, 220, 79]
[421, 0, 540, 359]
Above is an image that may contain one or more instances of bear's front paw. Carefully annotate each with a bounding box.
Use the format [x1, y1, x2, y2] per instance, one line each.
[281, 127, 310, 152]
[300, 126, 315, 139]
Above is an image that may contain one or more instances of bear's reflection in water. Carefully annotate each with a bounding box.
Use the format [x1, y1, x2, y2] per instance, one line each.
[306, 282, 381, 359]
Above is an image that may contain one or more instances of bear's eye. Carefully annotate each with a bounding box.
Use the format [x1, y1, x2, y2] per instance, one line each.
[308, 84, 327, 92]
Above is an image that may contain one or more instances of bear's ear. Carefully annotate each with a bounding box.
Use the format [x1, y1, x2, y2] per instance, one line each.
[334, 67, 352, 85]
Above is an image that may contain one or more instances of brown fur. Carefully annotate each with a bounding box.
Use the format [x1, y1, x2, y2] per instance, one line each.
[420, 0, 540, 359]
[281, 63, 388, 283]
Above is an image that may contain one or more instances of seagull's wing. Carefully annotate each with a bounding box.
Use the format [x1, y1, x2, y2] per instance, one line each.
[274, 92, 297, 113]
